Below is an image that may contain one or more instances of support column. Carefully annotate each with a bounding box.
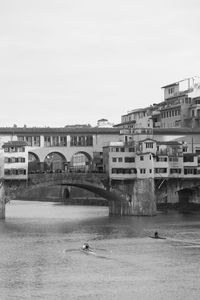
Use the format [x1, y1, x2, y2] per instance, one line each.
[131, 178, 156, 215]
[109, 178, 156, 216]
[0, 182, 5, 219]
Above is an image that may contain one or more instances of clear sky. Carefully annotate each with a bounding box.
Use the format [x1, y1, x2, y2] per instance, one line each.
[1, 0, 200, 127]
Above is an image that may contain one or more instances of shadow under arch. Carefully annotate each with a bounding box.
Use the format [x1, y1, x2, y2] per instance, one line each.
[44, 151, 67, 161]
[28, 152, 41, 173]
[178, 188, 193, 205]
[60, 183, 122, 202]
[44, 151, 67, 172]
[70, 151, 93, 172]
[70, 150, 92, 163]
[29, 151, 40, 162]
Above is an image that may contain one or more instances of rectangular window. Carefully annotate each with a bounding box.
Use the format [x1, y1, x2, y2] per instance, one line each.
[170, 169, 181, 174]
[146, 142, 153, 149]
[118, 157, 123, 162]
[24, 136, 32, 146]
[60, 136, 67, 146]
[10, 147, 16, 153]
[184, 168, 196, 175]
[169, 157, 178, 162]
[18, 169, 26, 175]
[11, 169, 18, 175]
[168, 87, 174, 94]
[4, 169, 11, 175]
[11, 157, 16, 163]
[18, 147, 25, 152]
[52, 136, 59, 146]
[18, 157, 25, 162]
[125, 157, 135, 163]
[140, 156, 144, 161]
[140, 168, 146, 174]
[156, 157, 167, 162]
[183, 155, 194, 163]
[33, 136, 40, 147]
[154, 168, 167, 173]
[44, 136, 51, 147]
[70, 135, 93, 147]
[112, 158, 117, 162]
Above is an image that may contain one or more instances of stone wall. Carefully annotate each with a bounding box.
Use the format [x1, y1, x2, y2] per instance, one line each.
[109, 179, 156, 216]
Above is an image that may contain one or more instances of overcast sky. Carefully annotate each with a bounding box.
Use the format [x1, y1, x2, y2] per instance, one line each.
[1, 0, 200, 127]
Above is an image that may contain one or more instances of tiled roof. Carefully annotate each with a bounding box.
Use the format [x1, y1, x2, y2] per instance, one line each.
[2, 141, 28, 148]
[0, 127, 120, 135]
[157, 141, 182, 145]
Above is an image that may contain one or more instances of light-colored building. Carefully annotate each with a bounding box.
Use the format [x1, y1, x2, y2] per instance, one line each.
[0, 126, 121, 173]
[103, 139, 155, 181]
[103, 137, 200, 181]
[116, 76, 200, 130]
[1, 141, 28, 180]
[97, 118, 113, 128]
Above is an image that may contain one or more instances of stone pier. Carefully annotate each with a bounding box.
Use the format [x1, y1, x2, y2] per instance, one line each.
[109, 178, 156, 216]
[0, 183, 5, 219]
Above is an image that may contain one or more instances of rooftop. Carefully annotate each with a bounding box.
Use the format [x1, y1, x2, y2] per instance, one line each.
[2, 141, 28, 148]
[161, 82, 179, 89]
[0, 127, 120, 135]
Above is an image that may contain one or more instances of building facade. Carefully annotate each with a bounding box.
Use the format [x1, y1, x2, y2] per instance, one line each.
[103, 138, 200, 181]
[116, 77, 200, 130]
[1, 141, 28, 180]
[0, 127, 121, 173]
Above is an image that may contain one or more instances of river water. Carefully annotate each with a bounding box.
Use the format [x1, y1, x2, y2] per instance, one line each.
[0, 201, 200, 300]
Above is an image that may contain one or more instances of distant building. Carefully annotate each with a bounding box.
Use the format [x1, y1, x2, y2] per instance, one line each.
[103, 138, 200, 181]
[97, 119, 113, 128]
[115, 76, 200, 130]
[1, 141, 28, 180]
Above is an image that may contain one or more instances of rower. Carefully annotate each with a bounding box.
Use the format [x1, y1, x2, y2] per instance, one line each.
[82, 242, 90, 250]
[154, 231, 159, 239]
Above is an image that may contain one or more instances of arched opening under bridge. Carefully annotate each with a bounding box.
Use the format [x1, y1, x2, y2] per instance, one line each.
[69, 151, 92, 172]
[28, 152, 40, 174]
[44, 152, 67, 173]
[178, 188, 195, 212]
[60, 182, 122, 203]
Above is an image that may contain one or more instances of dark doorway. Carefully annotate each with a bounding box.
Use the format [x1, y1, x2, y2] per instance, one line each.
[178, 188, 193, 212]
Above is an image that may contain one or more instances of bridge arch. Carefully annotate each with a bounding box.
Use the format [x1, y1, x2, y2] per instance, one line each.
[44, 152, 67, 172]
[69, 151, 92, 172]
[178, 188, 193, 205]
[28, 152, 41, 173]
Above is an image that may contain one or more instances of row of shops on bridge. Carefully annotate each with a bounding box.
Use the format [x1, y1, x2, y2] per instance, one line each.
[1, 135, 200, 207]
[0, 136, 200, 181]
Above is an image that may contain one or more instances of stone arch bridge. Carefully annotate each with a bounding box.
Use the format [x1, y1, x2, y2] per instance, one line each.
[3, 172, 157, 217]
[4, 173, 129, 216]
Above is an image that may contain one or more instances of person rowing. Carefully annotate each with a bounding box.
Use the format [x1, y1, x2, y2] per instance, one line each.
[154, 231, 159, 239]
[82, 242, 94, 252]
[150, 231, 166, 240]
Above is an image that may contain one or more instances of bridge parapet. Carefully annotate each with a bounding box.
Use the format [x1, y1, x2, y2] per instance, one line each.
[28, 172, 109, 188]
